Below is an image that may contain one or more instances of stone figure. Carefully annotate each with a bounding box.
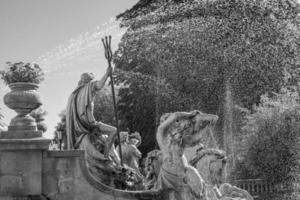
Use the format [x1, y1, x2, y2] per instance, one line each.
[190, 148, 227, 187]
[190, 148, 253, 200]
[115, 131, 144, 189]
[156, 110, 218, 200]
[143, 149, 163, 190]
[66, 68, 123, 186]
[117, 132, 142, 171]
[128, 132, 143, 174]
[79, 129, 122, 187]
[66, 67, 117, 157]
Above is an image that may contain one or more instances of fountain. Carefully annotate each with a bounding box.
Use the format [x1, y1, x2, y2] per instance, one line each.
[0, 17, 254, 200]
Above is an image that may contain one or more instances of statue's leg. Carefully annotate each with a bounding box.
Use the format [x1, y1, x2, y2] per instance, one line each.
[185, 166, 206, 199]
[98, 122, 117, 158]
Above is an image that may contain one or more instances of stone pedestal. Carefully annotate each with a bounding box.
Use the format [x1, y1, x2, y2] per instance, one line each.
[0, 81, 49, 199]
[0, 137, 50, 199]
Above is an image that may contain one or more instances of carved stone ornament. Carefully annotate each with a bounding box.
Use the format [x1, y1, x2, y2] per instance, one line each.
[2, 82, 42, 138]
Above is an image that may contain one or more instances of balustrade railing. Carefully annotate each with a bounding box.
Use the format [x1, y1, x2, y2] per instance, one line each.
[234, 179, 274, 199]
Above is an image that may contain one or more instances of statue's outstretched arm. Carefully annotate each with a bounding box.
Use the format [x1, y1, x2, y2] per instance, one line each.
[94, 67, 111, 90]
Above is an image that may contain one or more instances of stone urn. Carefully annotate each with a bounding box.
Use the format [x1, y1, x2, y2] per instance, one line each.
[2, 82, 42, 138]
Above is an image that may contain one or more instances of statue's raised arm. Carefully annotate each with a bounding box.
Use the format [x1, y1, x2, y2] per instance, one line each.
[93, 66, 112, 91]
[156, 111, 197, 150]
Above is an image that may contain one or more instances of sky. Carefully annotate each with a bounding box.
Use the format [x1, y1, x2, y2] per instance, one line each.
[0, 0, 138, 138]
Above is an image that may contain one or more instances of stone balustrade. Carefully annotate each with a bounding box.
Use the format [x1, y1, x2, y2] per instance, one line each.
[234, 179, 274, 199]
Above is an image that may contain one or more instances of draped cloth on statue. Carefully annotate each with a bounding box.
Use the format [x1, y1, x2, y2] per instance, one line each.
[157, 167, 186, 190]
[66, 81, 97, 150]
[156, 166, 205, 200]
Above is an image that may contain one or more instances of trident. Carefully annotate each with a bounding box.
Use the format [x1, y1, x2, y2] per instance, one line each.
[102, 36, 123, 167]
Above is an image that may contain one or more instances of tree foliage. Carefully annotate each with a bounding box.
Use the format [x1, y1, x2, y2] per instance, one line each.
[30, 108, 48, 133]
[53, 110, 67, 149]
[93, 86, 116, 126]
[114, 0, 300, 152]
[238, 89, 300, 199]
[115, 70, 184, 154]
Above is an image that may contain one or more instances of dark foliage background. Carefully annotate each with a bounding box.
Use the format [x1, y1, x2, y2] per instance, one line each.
[114, 0, 300, 154]
[235, 89, 300, 199]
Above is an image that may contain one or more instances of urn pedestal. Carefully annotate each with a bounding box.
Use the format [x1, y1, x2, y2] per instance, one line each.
[0, 81, 51, 199]
[1, 82, 42, 138]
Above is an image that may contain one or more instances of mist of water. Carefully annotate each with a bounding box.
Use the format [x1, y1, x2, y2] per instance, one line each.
[0, 18, 126, 137]
[34, 18, 125, 75]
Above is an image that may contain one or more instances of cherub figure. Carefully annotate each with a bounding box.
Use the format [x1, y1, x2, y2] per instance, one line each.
[117, 131, 144, 179]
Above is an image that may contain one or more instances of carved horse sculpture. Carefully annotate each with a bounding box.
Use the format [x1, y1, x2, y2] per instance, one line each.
[190, 148, 227, 188]
[156, 110, 218, 200]
[190, 148, 253, 200]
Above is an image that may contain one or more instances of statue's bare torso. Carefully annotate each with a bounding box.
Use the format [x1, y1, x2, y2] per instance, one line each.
[156, 111, 218, 200]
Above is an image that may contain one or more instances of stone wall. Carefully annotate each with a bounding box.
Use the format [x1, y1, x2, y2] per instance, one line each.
[0, 139, 161, 200]
[42, 150, 161, 200]
[0, 150, 42, 197]
[0, 138, 50, 200]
